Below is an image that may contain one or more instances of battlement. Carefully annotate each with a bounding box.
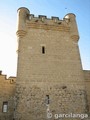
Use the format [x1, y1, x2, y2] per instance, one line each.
[0, 71, 16, 84]
[26, 14, 70, 32]
[16, 7, 79, 41]
[28, 14, 64, 23]
[17, 7, 69, 23]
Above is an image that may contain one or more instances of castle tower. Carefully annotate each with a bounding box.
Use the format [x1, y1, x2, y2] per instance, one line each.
[15, 7, 88, 120]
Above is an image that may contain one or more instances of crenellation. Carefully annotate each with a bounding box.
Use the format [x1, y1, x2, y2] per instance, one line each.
[51, 16, 59, 21]
[27, 13, 77, 29]
[28, 14, 63, 24]
[29, 14, 61, 21]
[38, 15, 47, 19]
[26, 15, 69, 32]
[16, 7, 79, 42]
[0, 74, 7, 80]
[26, 13, 67, 28]
[0, 71, 16, 84]
[29, 14, 34, 20]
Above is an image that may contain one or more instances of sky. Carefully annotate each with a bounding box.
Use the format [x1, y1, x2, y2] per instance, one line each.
[0, 0, 90, 77]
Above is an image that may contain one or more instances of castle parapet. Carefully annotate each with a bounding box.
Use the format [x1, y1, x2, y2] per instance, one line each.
[28, 14, 63, 24]
[0, 71, 16, 84]
[16, 7, 79, 42]
[25, 14, 70, 32]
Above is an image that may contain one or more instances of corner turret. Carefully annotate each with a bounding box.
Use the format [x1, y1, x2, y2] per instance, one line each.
[64, 13, 79, 42]
[16, 7, 30, 38]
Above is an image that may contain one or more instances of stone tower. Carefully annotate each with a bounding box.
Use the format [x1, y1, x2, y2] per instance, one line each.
[15, 7, 88, 120]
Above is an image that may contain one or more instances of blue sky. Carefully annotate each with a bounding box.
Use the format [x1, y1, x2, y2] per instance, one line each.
[0, 0, 90, 76]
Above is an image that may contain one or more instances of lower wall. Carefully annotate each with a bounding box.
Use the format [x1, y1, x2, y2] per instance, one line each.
[0, 72, 16, 120]
[0, 70, 90, 120]
[15, 83, 88, 120]
[83, 70, 90, 112]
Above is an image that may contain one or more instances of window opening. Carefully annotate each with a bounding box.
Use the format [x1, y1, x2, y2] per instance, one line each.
[46, 95, 50, 104]
[2, 101, 8, 113]
[42, 46, 45, 54]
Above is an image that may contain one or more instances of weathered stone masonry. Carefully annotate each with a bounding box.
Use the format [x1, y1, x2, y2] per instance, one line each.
[0, 71, 16, 120]
[0, 7, 90, 120]
[15, 7, 90, 120]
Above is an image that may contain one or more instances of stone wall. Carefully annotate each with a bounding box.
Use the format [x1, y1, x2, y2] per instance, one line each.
[15, 7, 88, 120]
[83, 70, 90, 112]
[0, 7, 90, 120]
[0, 71, 16, 120]
[15, 83, 88, 120]
[0, 70, 90, 120]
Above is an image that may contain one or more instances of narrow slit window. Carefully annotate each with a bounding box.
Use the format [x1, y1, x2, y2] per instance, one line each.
[42, 46, 45, 54]
[46, 95, 50, 104]
[2, 101, 8, 113]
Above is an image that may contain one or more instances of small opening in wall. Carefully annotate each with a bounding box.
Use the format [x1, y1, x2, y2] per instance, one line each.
[42, 46, 45, 54]
[2, 101, 8, 113]
[46, 95, 50, 104]
[62, 86, 67, 89]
